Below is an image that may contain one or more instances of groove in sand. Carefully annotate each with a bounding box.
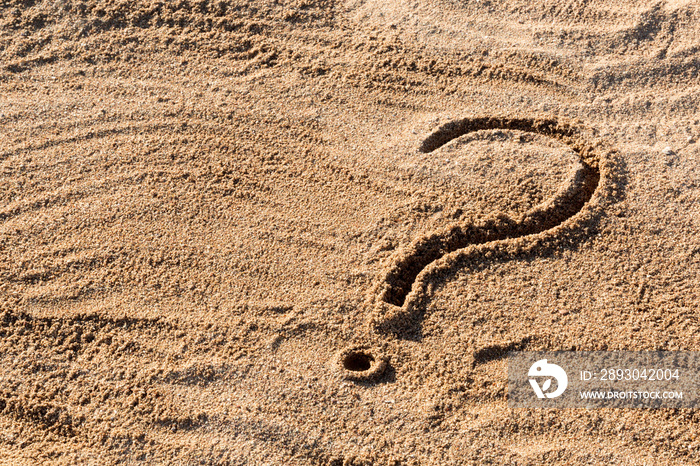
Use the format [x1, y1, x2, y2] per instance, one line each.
[338, 116, 617, 381]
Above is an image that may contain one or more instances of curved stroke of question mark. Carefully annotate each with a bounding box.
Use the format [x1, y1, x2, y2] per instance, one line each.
[363, 116, 617, 339]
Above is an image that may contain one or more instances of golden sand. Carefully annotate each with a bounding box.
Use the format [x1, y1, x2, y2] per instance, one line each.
[1, 0, 700, 463]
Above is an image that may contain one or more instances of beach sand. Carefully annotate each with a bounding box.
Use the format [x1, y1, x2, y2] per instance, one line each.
[1, 0, 700, 463]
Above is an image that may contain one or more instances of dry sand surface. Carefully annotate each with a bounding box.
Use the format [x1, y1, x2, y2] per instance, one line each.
[1, 0, 700, 464]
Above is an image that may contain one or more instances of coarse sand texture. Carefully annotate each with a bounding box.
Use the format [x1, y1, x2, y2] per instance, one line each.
[1, 0, 700, 464]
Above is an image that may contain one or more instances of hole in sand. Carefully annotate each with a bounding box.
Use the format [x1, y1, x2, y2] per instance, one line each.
[337, 346, 388, 381]
[342, 351, 374, 372]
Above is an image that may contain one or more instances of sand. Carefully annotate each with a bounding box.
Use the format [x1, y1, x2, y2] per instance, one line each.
[1, 0, 700, 464]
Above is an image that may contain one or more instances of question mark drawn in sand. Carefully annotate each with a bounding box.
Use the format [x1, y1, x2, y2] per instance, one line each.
[337, 116, 619, 381]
